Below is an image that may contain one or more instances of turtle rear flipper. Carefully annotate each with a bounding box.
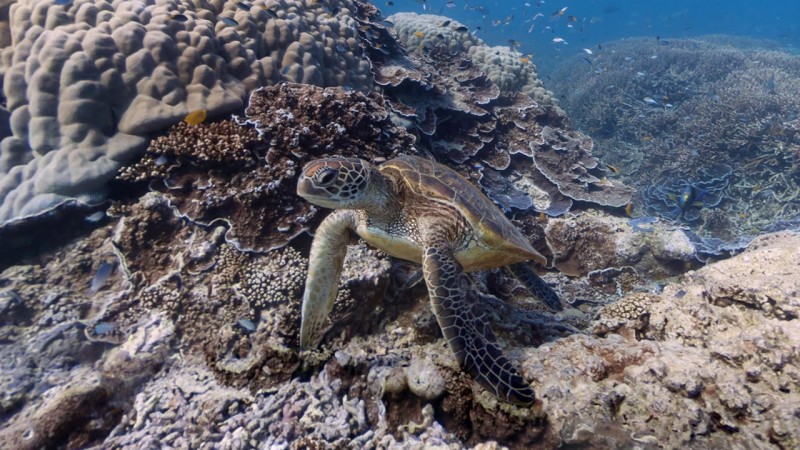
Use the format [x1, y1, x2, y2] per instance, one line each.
[422, 237, 535, 405]
[508, 262, 563, 312]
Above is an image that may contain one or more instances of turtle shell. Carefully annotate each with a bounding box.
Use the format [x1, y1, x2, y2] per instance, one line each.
[380, 155, 546, 266]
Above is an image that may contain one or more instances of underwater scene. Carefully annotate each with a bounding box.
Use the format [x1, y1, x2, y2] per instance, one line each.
[0, 0, 798, 448]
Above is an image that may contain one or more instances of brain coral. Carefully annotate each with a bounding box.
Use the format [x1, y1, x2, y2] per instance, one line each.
[0, 0, 373, 226]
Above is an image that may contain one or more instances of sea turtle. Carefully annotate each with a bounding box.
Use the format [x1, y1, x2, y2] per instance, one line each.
[297, 155, 562, 405]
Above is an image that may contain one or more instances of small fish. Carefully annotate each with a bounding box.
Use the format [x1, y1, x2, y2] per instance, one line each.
[385, 1, 393, 5]
[641, 135, 653, 142]
[235, 2, 250, 11]
[528, 23, 535, 33]
[505, 14, 514, 24]
[678, 185, 705, 209]
[454, 25, 469, 32]
[567, 15, 577, 22]
[53, 0, 72, 5]
[237, 318, 257, 332]
[582, 48, 593, 54]
[171, 13, 189, 22]
[636, 71, 645, 76]
[89, 262, 114, 294]
[520, 56, 531, 63]
[220, 17, 238, 26]
[440, 20, 451, 27]
[551, 6, 567, 19]
[446, 1, 455, 8]
[643, 97, 659, 105]
[85, 211, 105, 223]
[414, 31, 424, 38]
[581, 57, 592, 65]
[263, 8, 278, 18]
[625, 203, 634, 217]
[670, 184, 708, 217]
[508, 39, 520, 49]
[552, 37, 567, 44]
[155, 154, 169, 166]
[184, 109, 207, 125]
[656, 37, 670, 45]
[605, 163, 620, 174]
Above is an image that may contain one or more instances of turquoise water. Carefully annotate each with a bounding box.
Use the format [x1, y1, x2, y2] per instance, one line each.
[381, 0, 800, 65]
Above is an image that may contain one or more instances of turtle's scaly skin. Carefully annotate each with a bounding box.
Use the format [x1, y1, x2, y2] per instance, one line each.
[297, 155, 562, 405]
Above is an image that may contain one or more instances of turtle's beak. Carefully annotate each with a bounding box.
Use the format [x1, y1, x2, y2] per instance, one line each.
[297, 175, 345, 209]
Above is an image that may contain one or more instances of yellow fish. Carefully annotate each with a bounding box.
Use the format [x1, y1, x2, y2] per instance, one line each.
[414, 31, 425, 38]
[520, 56, 531, 63]
[184, 109, 207, 126]
[605, 163, 621, 174]
[625, 203, 634, 217]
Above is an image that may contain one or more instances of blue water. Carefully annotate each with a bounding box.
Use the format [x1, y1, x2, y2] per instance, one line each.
[380, 1, 800, 69]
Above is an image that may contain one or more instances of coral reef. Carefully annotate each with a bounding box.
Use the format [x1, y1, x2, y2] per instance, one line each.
[3, 196, 797, 448]
[387, 12, 556, 105]
[544, 210, 696, 277]
[4, 6, 796, 449]
[550, 37, 800, 241]
[0, 0, 375, 227]
[119, 83, 416, 252]
[371, 17, 633, 215]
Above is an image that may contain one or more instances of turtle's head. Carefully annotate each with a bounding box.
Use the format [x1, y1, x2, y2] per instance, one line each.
[298, 158, 377, 210]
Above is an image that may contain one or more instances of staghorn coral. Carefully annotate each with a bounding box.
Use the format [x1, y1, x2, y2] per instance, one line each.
[550, 37, 800, 240]
[0, 0, 376, 227]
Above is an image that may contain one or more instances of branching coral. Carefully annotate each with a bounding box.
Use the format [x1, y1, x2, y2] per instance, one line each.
[550, 36, 800, 240]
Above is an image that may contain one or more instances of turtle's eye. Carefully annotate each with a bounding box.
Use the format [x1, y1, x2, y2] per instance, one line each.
[315, 168, 338, 187]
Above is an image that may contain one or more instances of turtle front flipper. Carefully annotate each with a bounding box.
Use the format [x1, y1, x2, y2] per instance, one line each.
[422, 235, 536, 405]
[300, 209, 358, 350]
[508, 262, 563, 312]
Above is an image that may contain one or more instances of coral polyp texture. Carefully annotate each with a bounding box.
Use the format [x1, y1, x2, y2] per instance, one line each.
[0, 0, 374, 226]
[550, 37, 800, 245]
[387, 12, 557, 105]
